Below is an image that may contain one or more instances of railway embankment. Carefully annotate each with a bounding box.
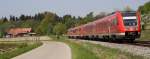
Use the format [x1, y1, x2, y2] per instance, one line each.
[51, 36, 147, 59]
[74, 39, 150, 59]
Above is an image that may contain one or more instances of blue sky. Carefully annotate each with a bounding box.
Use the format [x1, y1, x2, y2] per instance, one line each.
[0, 0, 149, 17]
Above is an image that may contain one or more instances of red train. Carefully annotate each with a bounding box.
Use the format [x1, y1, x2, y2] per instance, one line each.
[67, 11, 141, 41]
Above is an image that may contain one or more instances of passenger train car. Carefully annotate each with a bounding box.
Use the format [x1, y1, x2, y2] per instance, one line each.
[67, 11, 141, 41]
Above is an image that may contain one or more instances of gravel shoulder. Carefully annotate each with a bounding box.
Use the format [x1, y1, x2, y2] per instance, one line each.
[12, 41, 71, 59]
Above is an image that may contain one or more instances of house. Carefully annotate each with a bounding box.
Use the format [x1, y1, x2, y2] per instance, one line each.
[6, 28, 35, 37]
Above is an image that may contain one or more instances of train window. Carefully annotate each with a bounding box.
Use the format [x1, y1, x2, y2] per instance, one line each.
[73, 30, 75, 33]
[123, 19, 137, 26]
[73, 29, 77, 33]
[113, 18, 118, 25]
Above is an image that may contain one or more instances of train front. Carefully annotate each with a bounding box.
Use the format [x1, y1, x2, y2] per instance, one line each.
[121, 11, 141, 40]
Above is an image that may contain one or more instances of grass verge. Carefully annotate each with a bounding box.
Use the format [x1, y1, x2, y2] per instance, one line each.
[50, 35, 145, 59]
[140, 30, 150, 41]
[82, 42, 144, 59]
[0, 41, 42, 59]
[50, 35, 99, 59]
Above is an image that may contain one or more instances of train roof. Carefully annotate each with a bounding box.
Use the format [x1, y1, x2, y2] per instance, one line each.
[93, 12, 116, 23]
[68, 11, 137, 31]
[68, 11, 117, 31]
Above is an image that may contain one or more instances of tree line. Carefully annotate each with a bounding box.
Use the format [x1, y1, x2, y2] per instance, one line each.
[0, 11, 106, 37]
[138, 1, 150, 30]
[0, 1, 149, 37]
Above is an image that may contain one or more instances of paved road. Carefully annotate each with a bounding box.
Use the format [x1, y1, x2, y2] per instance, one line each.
[12, 41, 71, 59]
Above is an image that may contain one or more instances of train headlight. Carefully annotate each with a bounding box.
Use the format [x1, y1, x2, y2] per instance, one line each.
[136, 27, 138, 30]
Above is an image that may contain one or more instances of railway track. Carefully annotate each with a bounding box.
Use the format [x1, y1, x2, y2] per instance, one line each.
[71, 39, 150, 59]
[120, 40, 150, 47]
[79, 38, 150, 48]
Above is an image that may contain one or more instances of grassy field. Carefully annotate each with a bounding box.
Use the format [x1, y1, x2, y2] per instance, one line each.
[139, 23, 150, 41]
[0, 41, 42, 59]
[50, 36, 145, 59]
[82, 42, 144, 59]
[139, 30, 150, 41]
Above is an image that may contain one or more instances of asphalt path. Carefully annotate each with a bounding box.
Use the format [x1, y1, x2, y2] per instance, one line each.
[12, 41, 71, 59]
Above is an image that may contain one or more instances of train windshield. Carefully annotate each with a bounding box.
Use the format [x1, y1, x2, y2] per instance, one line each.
[122, 12, 137, 26]
[123, 19, 137, 26]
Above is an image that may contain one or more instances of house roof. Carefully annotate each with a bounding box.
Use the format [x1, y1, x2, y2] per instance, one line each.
[7, 28, 32, 35]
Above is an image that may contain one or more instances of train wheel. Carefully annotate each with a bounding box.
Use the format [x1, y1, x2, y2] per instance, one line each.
[126, 38, 135, 43]
[103, 36, 110, 42]
[110, 35, 117, 42]
[68, 36, 71, 38]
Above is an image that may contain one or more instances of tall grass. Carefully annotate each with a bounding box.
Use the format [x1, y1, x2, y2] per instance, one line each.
[140, 30, 150, 41]
[0, 42, 42, 59]
[65, 40, 99, 59]
[83, 42, 144, 59]
[50, 35, 99, 59]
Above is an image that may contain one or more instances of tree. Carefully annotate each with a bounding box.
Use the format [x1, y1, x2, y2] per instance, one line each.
[53, 23, 67, 35]
[35, 12, 56, 35]
[95, 12, 107, 20]
[62, 15, 76, 29]
[124, 5, 133, 11]
[76, 12, 94, 26]
[138, 1, 150, 14]
[85, 12, 94, 22]
[19, 14, 26, 21]
[34, 13, 44, 21]
[138, 1, 150, 30]
[10, 15, 16, 21]
[2, 17, 8, 22]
